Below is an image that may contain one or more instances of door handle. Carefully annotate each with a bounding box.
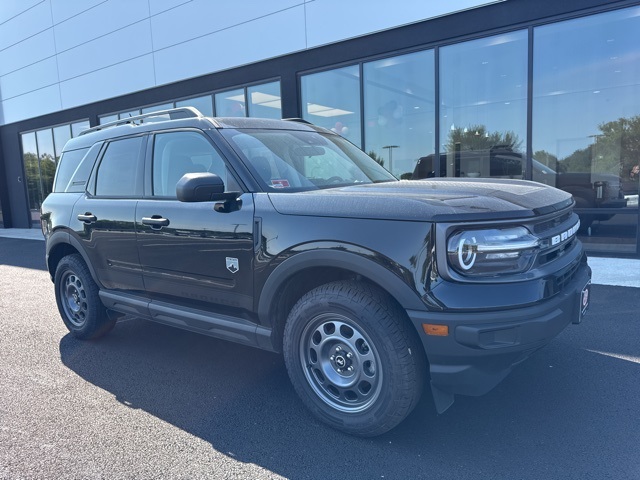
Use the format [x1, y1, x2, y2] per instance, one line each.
[77, 213, 97, 223]
[142, 216, 170, 229]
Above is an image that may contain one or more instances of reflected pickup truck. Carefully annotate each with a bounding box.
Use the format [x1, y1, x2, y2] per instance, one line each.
[41, 108, 591, 437]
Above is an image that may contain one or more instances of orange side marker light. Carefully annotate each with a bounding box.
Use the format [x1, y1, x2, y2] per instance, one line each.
[422, 324, 449, 336]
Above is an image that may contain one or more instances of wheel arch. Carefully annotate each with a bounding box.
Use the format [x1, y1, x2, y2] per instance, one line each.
[46, 230, 100, 286]
[257, 248, 426, 352]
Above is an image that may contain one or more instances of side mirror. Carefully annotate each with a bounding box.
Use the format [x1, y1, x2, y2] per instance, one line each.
[176, 172, 239, 202]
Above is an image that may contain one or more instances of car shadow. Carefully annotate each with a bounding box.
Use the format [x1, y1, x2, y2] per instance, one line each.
[59, 285, 640, 479]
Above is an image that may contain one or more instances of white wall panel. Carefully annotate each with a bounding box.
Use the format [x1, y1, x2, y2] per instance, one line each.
[150, 0, 302, 50]
[0, 57, 58, 99]
[148, 0, 191, 16]
[0, 1, 52, 50]
[154, 5, 306, 85]
[54, 0, 150, 52]
[0, 0, 43, 24]
[59, 55, 155, 109]
[0, 29, 56, 76]
[50, 0, 106, 24]
[305, 0, 501, 47]
[0, 85, 62, 124]
[57, 22, 153, 82]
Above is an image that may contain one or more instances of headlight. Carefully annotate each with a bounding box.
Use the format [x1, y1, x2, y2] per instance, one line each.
[447, 227, 539, 277]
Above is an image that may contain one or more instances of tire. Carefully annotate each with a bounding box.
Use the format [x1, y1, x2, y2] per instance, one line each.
[283, 280, 425, 437]
[54, 254, 116, 340]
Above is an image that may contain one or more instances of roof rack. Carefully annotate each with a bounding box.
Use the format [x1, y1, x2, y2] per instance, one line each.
[79, 107, 204, 136]
[283, 118, 313, 125]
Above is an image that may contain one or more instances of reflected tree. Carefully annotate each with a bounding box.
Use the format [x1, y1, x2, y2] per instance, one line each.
[446, 125, 523, 152]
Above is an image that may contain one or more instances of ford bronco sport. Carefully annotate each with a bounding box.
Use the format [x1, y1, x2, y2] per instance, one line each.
[41, 108, 591, 436]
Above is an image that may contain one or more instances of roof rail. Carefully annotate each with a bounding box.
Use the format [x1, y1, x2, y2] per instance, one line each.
[283, 118, 313, 125]
[79, 107, 204, 136]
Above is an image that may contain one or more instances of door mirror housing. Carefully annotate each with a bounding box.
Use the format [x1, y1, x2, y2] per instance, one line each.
[176, 172, 239, 202]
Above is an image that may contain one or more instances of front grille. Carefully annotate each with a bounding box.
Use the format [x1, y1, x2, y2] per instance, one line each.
[533, 212, 572, 235]
[543, 256, 582, 299]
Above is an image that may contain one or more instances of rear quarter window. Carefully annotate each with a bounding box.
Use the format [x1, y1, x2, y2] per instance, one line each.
[53, 143, 102, 193]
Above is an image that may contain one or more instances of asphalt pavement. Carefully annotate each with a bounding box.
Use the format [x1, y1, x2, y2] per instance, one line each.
[0, 237, 639, 479]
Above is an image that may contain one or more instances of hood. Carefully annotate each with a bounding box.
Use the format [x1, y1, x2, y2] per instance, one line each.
[267, 178, 574, 222]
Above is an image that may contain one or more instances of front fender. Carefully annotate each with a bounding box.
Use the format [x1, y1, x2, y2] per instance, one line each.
[257, 246, 427, 326]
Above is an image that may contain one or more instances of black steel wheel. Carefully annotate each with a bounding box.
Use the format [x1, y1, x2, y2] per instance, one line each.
[283, 281, 425, 437]
[54, 254, 115, 340]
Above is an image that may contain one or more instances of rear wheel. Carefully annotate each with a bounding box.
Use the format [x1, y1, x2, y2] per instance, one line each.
[54, 254, 115, 340]
[283, 281, 425, 437]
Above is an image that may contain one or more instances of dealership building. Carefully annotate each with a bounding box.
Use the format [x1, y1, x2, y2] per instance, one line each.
[0, 0, 638, 256]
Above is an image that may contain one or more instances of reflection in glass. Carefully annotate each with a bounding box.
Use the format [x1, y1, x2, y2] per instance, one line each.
[364, 51, 435, 178]
[119, 110, 141, 120]
[142, 103, 173, 114]
[36, 129, 56, 201]
[21, 132, 42, 220]
[71, 121, 90, 136]
[99, 114, 118, 125]
[440, 31, 528, 179]
[176, 95, 213, 116]
[301, 65, 362, 147]
[533, 7, 639, 250]
[53, 125, 71, 162]
[215, 88, 246, 117]
[247, 81, 282, 119]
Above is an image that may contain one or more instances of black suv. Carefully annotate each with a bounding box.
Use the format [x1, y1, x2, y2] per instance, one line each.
[41, 108, 591, 436]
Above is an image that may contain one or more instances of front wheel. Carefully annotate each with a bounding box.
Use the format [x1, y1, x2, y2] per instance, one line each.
[283, 281, 425, 437]
[54, 254, 115, 340]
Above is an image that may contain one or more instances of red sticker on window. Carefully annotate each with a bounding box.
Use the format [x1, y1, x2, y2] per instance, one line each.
[271, 179, 290, 188]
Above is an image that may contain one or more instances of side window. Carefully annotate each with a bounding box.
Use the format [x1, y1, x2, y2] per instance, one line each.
[53, 147, 89, 193]
[95, 137, 144, 197]
[152, 131, 235, 197]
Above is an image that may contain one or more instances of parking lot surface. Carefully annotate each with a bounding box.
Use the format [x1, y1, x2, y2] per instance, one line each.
[1, 237, 639, 479]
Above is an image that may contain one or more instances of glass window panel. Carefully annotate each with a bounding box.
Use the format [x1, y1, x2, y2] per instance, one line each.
[21, 132, 42, 219]
[152, 131, 230, 197]
[36, 129, 56, 200]
[99, 114, 118, 125]
[118, 109, 141, 120]
[53, 125, 71, 162]
[247, 81, 282, 119]
[176, 95, 213, 116]
[533, 7, 639, 251]
[301, 65, 362, 148]
[95, 137, 144, 197]
[440, 31, 528, 179]
[71, 120, 90, 137]
[142, 103, 173, 114]
[215, 89, 246, 117]
[364, 51, 435, 178]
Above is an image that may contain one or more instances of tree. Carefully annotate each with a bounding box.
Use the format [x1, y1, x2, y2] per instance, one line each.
[446, 125, 523, 153]
[368, 150, 384, 167]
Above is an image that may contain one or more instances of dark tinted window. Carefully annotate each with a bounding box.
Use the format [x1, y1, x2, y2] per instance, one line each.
[95, 137, 144, 197]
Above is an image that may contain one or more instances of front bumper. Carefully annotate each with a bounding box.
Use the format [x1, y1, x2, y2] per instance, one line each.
[407, 258, 591, 412]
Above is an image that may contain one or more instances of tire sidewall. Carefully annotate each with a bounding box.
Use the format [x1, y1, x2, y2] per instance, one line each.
[54, 254, 113, 339]
[283, 282, 421, 436]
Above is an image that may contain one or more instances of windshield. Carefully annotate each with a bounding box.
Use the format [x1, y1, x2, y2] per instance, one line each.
[221, 129, 396, 191]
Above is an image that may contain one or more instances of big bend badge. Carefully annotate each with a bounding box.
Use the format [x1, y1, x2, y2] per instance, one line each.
[226, 257, 239, 274]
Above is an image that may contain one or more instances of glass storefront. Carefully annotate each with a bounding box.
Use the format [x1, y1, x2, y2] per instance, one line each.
[440, 31, 528, 180]
[301, 65, 362, 148]
[533, 7, 640, 253]
[247, 81, 282, 119]
[21, 121, 89, 224]
[364, 50, 435, 179]
[215, 88, 246, 117]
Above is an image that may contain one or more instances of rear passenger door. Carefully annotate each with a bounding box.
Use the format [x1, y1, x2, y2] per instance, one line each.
[136, 129, 255, 312]
[72, 135, 145, 292]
